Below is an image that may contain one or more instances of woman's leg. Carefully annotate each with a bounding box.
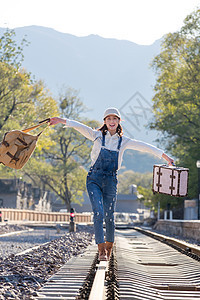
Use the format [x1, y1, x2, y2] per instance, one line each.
[87, 179, 107, 260]
[86, 179, 105, 244]
[102, 176, 117, 244]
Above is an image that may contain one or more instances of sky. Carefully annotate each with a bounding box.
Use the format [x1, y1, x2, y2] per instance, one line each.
[0, 0, 199, 45]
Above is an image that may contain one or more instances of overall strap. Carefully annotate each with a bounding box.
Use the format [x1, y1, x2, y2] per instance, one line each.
[117, 136, 122, 150]
[102, 134, 106, 147]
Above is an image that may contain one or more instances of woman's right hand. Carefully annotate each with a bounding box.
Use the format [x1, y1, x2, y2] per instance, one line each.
[49, 117, 66, 125]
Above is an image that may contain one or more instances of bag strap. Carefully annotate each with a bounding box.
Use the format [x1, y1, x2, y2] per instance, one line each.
[22, 118, 50, 134]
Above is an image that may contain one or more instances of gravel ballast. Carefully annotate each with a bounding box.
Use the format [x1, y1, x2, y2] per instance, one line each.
[0, 224, 30, 235]
[0, 227, 71, 258]
[0, 225, 94, 299]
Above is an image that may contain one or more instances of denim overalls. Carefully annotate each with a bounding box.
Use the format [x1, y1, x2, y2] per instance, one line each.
[86, 133, 122, 244]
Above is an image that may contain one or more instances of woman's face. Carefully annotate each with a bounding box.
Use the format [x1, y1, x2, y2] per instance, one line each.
[104, 115, 120, 135]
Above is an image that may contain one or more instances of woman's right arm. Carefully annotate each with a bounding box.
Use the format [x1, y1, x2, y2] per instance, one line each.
[50, 117, 97, 141]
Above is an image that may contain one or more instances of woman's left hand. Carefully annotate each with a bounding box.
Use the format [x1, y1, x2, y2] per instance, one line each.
[162, 153, 174, 166]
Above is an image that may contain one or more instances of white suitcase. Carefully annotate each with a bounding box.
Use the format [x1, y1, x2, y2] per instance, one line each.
[152, 164, 189, 197]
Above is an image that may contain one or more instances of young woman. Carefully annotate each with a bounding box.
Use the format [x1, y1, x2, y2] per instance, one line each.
[50, 107, 174, 260]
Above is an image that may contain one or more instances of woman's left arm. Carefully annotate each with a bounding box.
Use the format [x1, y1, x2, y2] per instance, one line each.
[125, 138, 174, 165]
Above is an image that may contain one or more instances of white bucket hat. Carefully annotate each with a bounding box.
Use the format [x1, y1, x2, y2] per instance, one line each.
[103, 107, 121, 120]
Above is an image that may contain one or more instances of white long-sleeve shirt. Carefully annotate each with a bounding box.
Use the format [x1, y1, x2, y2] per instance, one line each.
[65, 119, 164, 169]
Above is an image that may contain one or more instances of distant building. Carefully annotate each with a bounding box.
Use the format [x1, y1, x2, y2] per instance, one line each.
[0, 179, 53, 212]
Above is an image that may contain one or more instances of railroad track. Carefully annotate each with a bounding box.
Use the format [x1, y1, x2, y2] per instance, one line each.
[36, 228, 200, 300]
[116, 228, 200, 300]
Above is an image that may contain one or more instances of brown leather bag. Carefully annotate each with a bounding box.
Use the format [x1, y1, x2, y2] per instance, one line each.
[0, 118, 50, 169]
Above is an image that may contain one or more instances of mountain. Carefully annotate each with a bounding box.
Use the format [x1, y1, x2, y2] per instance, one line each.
[0, 26, 165, 172]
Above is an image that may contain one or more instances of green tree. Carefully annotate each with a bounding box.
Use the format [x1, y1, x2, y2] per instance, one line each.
[0, 62, 58, 135]
[0, 27, 58, 136]
[0, 28, 29, 69]
[23, 88, 99, 211]
[150, 7, 200, 199]
[0, 62, 59, 178]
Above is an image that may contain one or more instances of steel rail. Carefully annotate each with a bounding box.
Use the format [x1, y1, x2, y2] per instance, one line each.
[0, 228, 34, 237]
[88, 261, 108, 300]
[16, 240, 51, 256]
[133, 226, 200, 260]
